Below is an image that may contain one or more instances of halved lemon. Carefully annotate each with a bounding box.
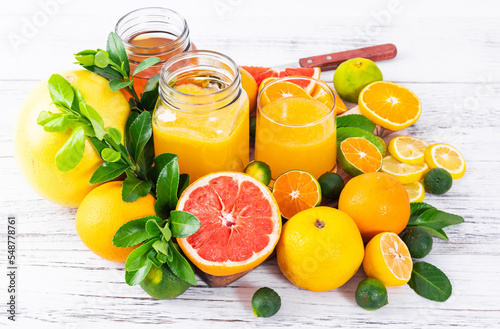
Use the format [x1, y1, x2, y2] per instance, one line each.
[363, 232, 413, 286]
[381, 155, 429, 184]
[424, 143, 466, 179]
[388, 136, 429, 164]
[403, 181, 425, 203]
[259, 81, 312, 107]
[359, 81, 422, 131]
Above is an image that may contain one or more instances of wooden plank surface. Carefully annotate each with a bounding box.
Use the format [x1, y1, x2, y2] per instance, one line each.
[1, 0, 500, 328]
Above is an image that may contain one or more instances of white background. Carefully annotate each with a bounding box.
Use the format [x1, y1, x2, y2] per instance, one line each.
[1, 0, 499, 328]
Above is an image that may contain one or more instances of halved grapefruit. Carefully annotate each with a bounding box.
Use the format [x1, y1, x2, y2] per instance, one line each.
[176, 172, 281, 276]
[240, 66, 321, 93]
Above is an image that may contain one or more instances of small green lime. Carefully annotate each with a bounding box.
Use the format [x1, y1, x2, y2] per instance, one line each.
[355, 278, 388, 311]
[400, 227, 433, 259]
[245, 161, 272, 186]
[249, 115, 256, 139]
[318, 172, 345, 200]
[252, 287, 281, 317]
[334, 58, 383, 103]
[423, 168, 453, 195]
[139, 264, 192, 300]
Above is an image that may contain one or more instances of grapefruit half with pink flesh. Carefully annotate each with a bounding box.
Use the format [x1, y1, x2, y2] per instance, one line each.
[240, 66, 321, 93]
[177, 172, 281, 276]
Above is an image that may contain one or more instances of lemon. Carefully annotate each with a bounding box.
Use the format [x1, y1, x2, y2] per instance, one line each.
[277, 207, 364, 292]
[424, 143, 466, 179]
[388, 136, 429, 164]
[363, 232, 413, 287]
[403, 181, 425, 202]
[381, 155, 429, 185]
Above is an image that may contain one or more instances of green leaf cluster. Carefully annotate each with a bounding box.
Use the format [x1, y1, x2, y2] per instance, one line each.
[407, 202, 464, 240]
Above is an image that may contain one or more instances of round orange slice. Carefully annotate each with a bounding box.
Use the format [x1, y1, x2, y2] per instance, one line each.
[359, 81, 422, 131]
[259, 81, 312, 108]
[337, 137, 383, 177]
[176, 172, 281, 276]
[272, 170, 321, 220]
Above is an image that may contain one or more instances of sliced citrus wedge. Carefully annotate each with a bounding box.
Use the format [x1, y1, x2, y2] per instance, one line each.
[388, 136, 429, 164]
[241, 66, 320, 92]
[359, 81, 422, 131]
[424, 143, 466, 179]
[176, 172, 281, 276]
[259, 81, 312, 107]
[338, 137, 383, 177]
[363, 232, 413, 286]
[272, 170, 321, 220]
[381, 155, 429, 184]
[403, 181, 425, 203]
[310, 83, 347, 114]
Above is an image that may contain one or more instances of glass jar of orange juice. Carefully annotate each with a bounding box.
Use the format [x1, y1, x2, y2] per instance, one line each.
[115, 7, 195, 93]
[255, 77, 336, 179]
[153, 50, 249, 181]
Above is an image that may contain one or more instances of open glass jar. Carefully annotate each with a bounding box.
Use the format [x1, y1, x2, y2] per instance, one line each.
[153, 50, 249, 181]
[115, 7, 194, 93]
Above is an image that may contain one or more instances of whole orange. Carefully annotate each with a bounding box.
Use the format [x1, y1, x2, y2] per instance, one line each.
[338, 172, 410, 243]
[75, 181, 157, 262]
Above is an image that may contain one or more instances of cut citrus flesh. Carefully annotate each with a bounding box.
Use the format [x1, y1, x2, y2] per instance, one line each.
[260, 81, 312, 108]
[339, 137, 383, 175]
[363, 232, 413, 286]
[176, 172, 281, 276]
[272, 170, 321, 219]
[359, 81, 422, 131]
[388, 136, 429, 164]
[240, 66, 321, 92]
[424, 143, 466, 179]
[381, 155, 429, 185]
[261, 96, 330, 125]
[404, 181, 425, 203]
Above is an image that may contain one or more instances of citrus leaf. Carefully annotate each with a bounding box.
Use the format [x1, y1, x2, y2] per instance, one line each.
[128, 111, 152, 163]
[156, 251, 168, 264]
[42, 115, 69, 133]
[153, 239, 170, 256]
[409, 202, 436, 222]
[141, 74, 160, 111]
[145, 219, 162, 236]
[113, 216, 162, 248]
[150, 153, 177, 185]
[101, 148, 121, 162]
[136, 137, 155, 179]
[109, 79, 134, 92]
[142, 74, 161, 94]
[147, 249, 163, 268]
[89, 161, 128, 184]
[420, 226, 449, 241]
[124, 111, 140, 160]
[122, 175, 153, 202]
[106, 127, 122, 145]
[48, 74, 74, 110]
[166, 240, 197, 285]
[55, 126, 85, 172]
[154, 154, 179, 218]
[82, 64, 123, 81]
[408, 261, 452, 302]
[178, 174, 190, 198]
[125, 237, 160, 272]
[94, 50, 110, 68]
[106, 32, 130, 76]
[337, 114, 375, 132]
[407, 208, 464, 230]
[170, 211, 201, 238]
[125, 261, 152, 286]
[336, 127, 384, 155]
[133, 57, 161, 76]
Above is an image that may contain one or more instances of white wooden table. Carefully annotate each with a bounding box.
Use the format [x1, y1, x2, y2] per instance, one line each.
[1, 1, 499, 328]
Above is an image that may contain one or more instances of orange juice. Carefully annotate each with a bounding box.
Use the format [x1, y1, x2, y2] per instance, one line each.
[255, 78, 336, 179]
[152, 51, 249, 181]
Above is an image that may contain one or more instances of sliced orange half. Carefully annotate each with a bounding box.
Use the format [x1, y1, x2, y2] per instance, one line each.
[260, 81, 312, 107]
[424, 143, 466, 179]
[363, 232, 413, 286]
[337, 137, 383, 177]
[272, 170, 321, 220]
[359, 81, 422, 131]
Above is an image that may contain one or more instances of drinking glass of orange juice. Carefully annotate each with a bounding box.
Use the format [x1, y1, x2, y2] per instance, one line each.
[153, 50, 249, 181]
[255, 77, 336, 179]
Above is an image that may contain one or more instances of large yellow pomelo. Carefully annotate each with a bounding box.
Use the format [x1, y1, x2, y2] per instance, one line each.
[14, 70, 130, 207]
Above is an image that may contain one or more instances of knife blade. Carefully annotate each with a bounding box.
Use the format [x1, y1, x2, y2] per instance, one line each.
[274, 43, 397, 71]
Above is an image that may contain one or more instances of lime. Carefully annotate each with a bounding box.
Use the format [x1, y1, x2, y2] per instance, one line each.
[139, 264, 192, 300]
[245, 161, 272, 186]
[375, 136, 387, 157]
[355, 278, 388, 311]
[249, 115, 256, 139]
[423, 168, 453, 195]
[318, 172, 345, 200]
[252, 287, 281, 317]
[400, 227, 433, 259]
[333, 58, 383, 103]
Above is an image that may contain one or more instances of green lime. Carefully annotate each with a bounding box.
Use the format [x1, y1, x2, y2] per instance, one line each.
[245, 161, 272, 186]
[423, 168, 453, 195]
[334, 58, 383, 103]
[140, 264, 192, 300]
[249, 115, 256, 139]
[318, 172, 345, 200]
[375, 136, 387, 157]
[400, 227, 433, 259]
[252, 287, 281, 317]
[355, 278, 388, 311]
